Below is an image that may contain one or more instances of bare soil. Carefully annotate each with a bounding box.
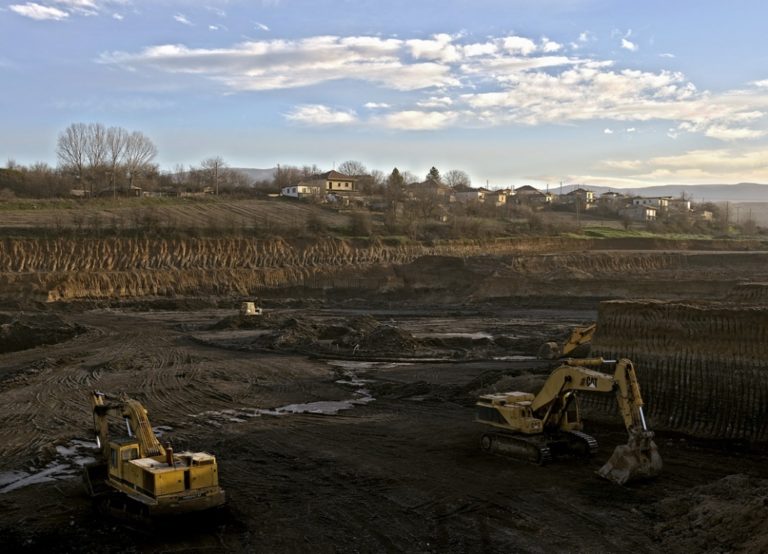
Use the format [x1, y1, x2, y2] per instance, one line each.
[1, 305, 766, 553]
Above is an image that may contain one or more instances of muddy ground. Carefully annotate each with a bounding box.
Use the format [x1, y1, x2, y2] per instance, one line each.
[1, 305, 766, 553]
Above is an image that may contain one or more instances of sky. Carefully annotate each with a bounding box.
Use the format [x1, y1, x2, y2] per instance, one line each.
[2, 0, 768, 189]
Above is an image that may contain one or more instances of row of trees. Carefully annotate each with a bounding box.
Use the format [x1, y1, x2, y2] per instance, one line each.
[56, 123, 158, 195]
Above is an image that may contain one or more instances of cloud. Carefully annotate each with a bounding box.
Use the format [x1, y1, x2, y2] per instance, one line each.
[52, 0, 99, 15]
[100, 36, 459, 91]
[255, 22, 270, 31]
[407, 33, 462, 63]
[380, 110, 458, 130]
[99, 31, 768, 140]
[541, 37, 562, 53]
[417, 96, 453, 108]
[285, 104, 357, 125]
[9, 3, 69, 20]
[659, 52, 675, 58]
[603, 128, 614, 134]
[364, 102, 390, 109]
[621, 38, 638, 52]
[704, 125, 767, 141]
[600, 159, 643, 170]
[174, 13, 193, 26]
[626, 127, 636, 133]
[596, 147, 768, 185]
[112, 12, 123, 20]
[502, 36, 537, 55]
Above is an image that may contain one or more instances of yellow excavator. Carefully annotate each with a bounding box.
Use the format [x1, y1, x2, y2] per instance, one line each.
[475, 358, 662, 485]
[538, 323, 596, 360]
[83, 391, 226, 516]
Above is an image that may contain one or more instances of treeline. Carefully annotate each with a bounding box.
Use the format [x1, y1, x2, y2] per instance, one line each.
[1, 120, 473, 201]
[1, 123, 254, 199]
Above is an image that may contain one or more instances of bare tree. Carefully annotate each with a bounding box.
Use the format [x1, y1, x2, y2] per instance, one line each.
[274, 164, 304, 189]
[338, 160, 367, 176]
[123, 131, 158, 187]
[444, 169, 471, 190]
[85, 123, 107, 171]
[201, 156, 226, 195]
[106, 126, 128, 197]
[56, 123, 89, 188]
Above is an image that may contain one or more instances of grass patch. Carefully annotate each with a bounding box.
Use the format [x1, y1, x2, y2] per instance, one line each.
[566, 226, 717, 240]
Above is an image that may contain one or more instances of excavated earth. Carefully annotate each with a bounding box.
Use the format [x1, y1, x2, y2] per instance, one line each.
[0, 236, 767, 552]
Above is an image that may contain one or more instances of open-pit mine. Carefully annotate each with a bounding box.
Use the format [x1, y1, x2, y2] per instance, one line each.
[1, 235, 767, 552]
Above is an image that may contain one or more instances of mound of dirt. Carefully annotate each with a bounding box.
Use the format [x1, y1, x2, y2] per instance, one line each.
[0, 313, 85, 353]
[357, 324, 418, 353]
[273, 317, 322, 348]
[653, 474, 768, 552]
[209, 311, 279, 330]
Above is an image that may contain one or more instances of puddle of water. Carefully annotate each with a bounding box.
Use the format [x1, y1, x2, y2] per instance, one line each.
[0, 438, 98, 494]
[153, 425, 174, 437]
[412, 332, 494, 340]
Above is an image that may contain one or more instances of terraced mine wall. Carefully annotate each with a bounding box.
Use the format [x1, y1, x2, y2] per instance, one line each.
[587, 298, 768, 444]
[1, 236, 767, 304]
[0, 236, 583, 302]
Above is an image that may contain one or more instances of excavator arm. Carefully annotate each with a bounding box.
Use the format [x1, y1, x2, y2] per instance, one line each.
[528, 358, 662, 484]
[90, 391, 166, 459]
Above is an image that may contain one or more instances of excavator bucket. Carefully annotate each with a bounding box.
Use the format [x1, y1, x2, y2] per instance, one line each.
[597, 434, 663, 485]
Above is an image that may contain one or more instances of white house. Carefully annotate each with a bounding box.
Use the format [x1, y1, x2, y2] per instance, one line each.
[281, 183, 322, 199]
[632, 196, 671, 211]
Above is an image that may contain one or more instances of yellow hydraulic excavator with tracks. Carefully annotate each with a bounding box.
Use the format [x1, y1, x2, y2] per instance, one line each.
[83, 391, 226, 517]
[476, 358, 662, 485]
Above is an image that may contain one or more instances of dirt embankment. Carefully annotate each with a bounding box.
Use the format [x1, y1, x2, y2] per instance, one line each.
[0, 236, 580, 303]
[587, 299, 768, 444]
[1, 236, 768, 304]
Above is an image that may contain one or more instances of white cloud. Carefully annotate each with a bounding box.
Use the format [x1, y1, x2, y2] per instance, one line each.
[381, 110, 458, 130]
[621, 38, 638, 52]
[463, 42, 497, 57]
[9, 3, 69, 20]
[578, 31, 593, 43]
[417, 96, 453, 108]
[112, 12, 123, 20]
[603, 128, 614, 134]
[704, 125, 767, 141]
[255, 22, 270, 31]
[100, 36, 459, 91]
[52, 0, 99, 15]
[285, 104, 357, 125]
[209, 25, 219, 31]
[541, 37, 562, 53]
[659, 53, 675, 58]
[98, 31, 768, 140]
[594, 147, 768, 185]
[407, 33, 461, 63]
[503, 36, 537, 55]
[364, 102, 390, 109]
[174, 13, 193, 26]
[601, 159, 644, 170]
[626, 127, 636, 133]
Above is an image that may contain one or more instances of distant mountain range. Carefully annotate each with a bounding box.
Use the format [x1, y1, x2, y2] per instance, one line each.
[556, 182, 768, 203]
[231, 167, 277, 184]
